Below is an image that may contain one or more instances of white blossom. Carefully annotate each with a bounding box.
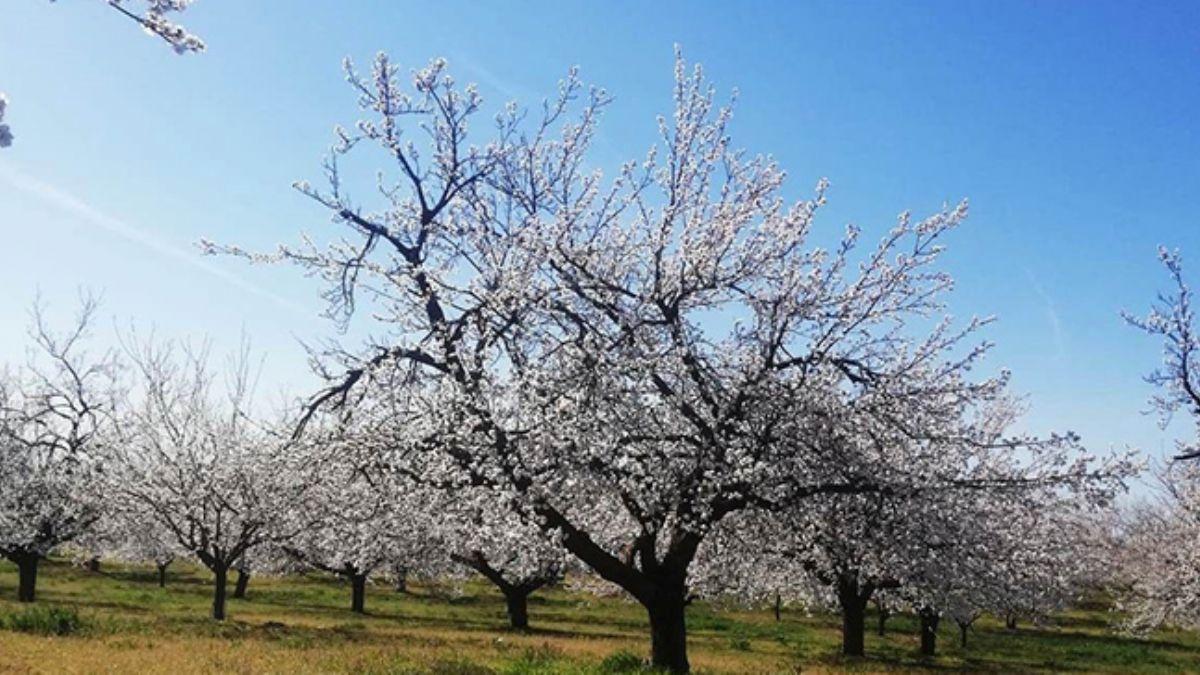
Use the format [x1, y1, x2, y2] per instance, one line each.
[207, 50, 1136, 671]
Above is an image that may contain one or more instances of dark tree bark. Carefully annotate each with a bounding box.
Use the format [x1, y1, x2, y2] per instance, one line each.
[157, 562, 171, 588]
[535, 508, 698, 672]
[835, 576, 872, 657]
[840, 598, 867, 656]
[394, 568, 407, 593]
[212, 565, 229, 620]
[504, 587, 531, 629]
[919, 608, 940, 657]
[85, 557, 101, 573]
[647, 583, 689, 673]
[453, 551, 554, 631]
[351, 573, 367, 614]
[280, 548, 375, 614]
[773, 592, 782, 622]
[233, 569, 250, 599]
[957, 620, 970, 648]
[13, 553, 39, 603]
[1005, 613, 1018, 630]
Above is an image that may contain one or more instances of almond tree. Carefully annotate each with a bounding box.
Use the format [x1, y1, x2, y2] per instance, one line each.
[1113, 462, 1200, 632]
[207, 50, 1088, 671]
[227, 544, 289, 600]
[695, 397, 1131, 658]
[1118, 248, 1200, 631]
[441, 489, 570, 630]
[0, 298, 119, 602]
[89, 509, 181, 587]
[899, 494, 1108, 656]
[306, 404, 571, 625]
[110, 338, 312, 620]
[281, 458, 432, 615]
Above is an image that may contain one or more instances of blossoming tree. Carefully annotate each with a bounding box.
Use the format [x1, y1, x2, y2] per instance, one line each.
[0, 298, 119, 602]
[693, 395, 1131, 657]
[205, 50, 1127, 671]
[1114, 462, 1200, 632]
[109, 337, 313, 620]
[441, 489, 571, 630]
[280, 455, 436, 615]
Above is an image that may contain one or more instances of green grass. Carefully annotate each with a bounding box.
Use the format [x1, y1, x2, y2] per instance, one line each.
[0, 558, 1197, 673]
[1, 604, 83, 635]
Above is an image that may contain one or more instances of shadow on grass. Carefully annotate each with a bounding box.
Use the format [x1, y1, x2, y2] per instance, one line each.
[1009, 626, 1192, 652]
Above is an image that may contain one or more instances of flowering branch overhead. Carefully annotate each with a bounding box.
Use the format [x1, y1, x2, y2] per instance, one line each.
[1125, 247, 1200, 460]
[91, 0, 205, 54]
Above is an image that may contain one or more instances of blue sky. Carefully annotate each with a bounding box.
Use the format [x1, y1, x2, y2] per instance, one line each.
[1, 1, 1198, 462]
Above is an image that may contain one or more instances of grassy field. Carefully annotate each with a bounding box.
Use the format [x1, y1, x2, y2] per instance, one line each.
[0, 559, 1197, 674]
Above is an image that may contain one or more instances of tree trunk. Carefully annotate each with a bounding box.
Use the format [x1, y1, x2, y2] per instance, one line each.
[15, 554, 39, 603]
[157, 562, 170, 588]
[212, 565, 228, 620]
[773, 592, 782, 622]
[835, 575, 872, 657]
[958, 621, 969, 648]
[456, 553, 537, 630]
[233, 569, 250, 599]
[877, 604, 890, 636]
[919, 608, 940, 657]
[647, 587, 689, 673]
[1005, 613, 1018, 630]
[503, 587, 531, 629]
[394, 568, 407, 593]
[841, 599, 867, 656]
[85, 557, 101, 573]
[535, 506, 697, 672]
[351, 573, 367, 614]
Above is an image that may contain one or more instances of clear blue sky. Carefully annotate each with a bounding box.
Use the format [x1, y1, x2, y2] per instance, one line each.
[1, 1, 1198, 463]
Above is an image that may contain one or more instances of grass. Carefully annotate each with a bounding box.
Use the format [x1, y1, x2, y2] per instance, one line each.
[1, 605, 82, 636]
[0, 559, 1197, 673]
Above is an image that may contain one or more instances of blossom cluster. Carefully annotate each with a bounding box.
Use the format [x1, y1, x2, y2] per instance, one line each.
[0, 94, 11, 148]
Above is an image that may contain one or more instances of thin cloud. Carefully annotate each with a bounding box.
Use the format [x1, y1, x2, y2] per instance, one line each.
[0, 163, 311, 316]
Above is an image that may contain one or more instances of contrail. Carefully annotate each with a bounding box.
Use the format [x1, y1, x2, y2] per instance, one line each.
[1024, 267, 1066, 360]
[0, 163, 312, 317]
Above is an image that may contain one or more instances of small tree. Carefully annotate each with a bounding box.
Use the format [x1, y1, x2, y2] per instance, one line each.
[112, 337, 311, 620]
[898, 488, 1113, 656]
[282, 461, 425, 615]
[692, 396, 1132, 658]
[442, 491, 569, 630]
[0, 298, 118, 602]
[90, 510, 181, 587]
[1113, 463, 1200, 632]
